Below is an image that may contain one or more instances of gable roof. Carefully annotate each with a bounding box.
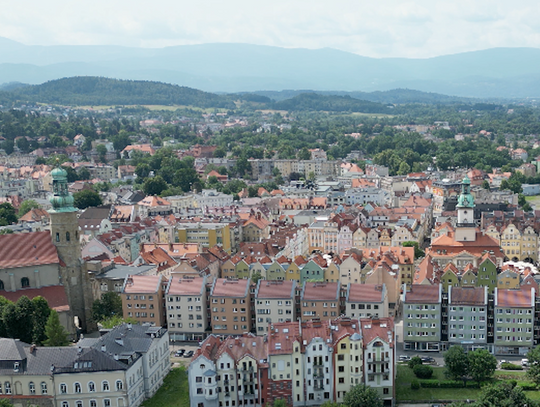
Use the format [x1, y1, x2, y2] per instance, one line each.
[0, 231, 59, 269]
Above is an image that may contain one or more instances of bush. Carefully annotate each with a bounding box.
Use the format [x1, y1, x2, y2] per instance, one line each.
[438, 381, 466, 388]
[500, 362, 522, 370]
[517, 382, 537, 391]
[411, 379, 420, 390]
[408, 356, 423, 369]
[420, 380, 440, 388]
[414, 364, 434, 379]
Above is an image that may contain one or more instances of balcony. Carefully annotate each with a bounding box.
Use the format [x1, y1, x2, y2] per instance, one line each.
[205, 391, 218, 401]
[313, 362, 324, 367]
[314, 385, 324, 391]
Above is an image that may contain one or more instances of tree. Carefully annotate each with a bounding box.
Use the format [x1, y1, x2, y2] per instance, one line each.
[213, 146, 226, 158]
[0, 399, 13, 407]
[467, 348, 497, 385]
[402, 241, 425, 258]
[18, 199, 40, 218]
[92, 292, 123, 322]
[44, 310, 69, 346]
[96, 144, 108, 162]
[78, 167, 91, 180]
[32, 296, 52, 345]
[343, 384, 383, 407]
[297, 147, 311, 160]
[526, 344, 540, 386]
[251, 272, 263, 284]
[482, 180, 491, 190]
[270, 400, 287, 407]
[16, 137, 30, 153]
[397, 161, 411, 175]
[444, 345, 469, 385]
[0, 203, 17, 226]
[143, 175, 169, 196]
[413, 364, 433, 379]
[474, 381, 532, 407]
[73, 189, 103, 209]
[99, 315, 138, 329]
[408, 356, 423, 370]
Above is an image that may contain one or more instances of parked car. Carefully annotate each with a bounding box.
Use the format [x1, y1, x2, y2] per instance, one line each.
[175, 349, 185, 357]
[399, 355, 411, 361]
[522, 358, 529, 367]
[184, 350, 194, 358]
[421, 356, 435, 363]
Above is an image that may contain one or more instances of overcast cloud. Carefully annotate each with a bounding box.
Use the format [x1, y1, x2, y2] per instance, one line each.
[1, 0, 540, 58]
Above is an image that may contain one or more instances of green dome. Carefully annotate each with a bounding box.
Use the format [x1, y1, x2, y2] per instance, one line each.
[462, 176, 471, 185]
[51, 166, 67, 179]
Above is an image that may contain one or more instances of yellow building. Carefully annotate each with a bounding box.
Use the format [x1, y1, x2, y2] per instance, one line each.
[177, 222, 231, 253]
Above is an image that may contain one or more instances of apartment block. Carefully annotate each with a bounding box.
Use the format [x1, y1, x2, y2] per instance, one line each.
[166, 275, 208, 341]
[494, 287, 535, 356]
[121, 275, 165, 326]
[210, 278, 252, 336]
[177, 222, 232, 253]
[300, 282, 341, 321]
[345, 283, 389, 318]
[362, 317, 395, 406]
[254, 280, 297, 335]
[446, 286, 489, 352]
[403, 284, 442, 352]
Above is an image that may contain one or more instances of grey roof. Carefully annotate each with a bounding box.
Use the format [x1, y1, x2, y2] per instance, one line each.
[79, 205, 112, 220]
[54, 348, 134, 374]
[95, 264, 155, 280]
[82, 323, 166, 356]
[0, 338, 27, 361]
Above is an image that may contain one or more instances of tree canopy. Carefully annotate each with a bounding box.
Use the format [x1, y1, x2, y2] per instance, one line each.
[73, 189, 103, 209]
[44, 310, 69, 346]
[92, 292, 123, 323]
[343, 384, 383, 407]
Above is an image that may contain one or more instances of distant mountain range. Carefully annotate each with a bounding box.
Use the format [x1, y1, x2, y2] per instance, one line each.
[0, 39, 540, 98]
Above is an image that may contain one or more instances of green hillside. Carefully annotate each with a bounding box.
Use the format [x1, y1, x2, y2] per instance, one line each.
[272, 93, 392, 113]
[10, 76, 236, 108]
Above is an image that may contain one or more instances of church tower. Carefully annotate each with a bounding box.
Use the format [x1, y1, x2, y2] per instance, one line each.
[48, 166, 95, 332]
[455, 176, 476, 242]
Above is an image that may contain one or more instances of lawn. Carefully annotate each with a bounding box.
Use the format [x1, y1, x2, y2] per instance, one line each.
[142, 367, 190, 407]
[396, 365, 539, 402]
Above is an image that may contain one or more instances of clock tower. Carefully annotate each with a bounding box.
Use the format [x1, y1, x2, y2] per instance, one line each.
[455, 176, 476, 242]
[48, 165, 95, 332]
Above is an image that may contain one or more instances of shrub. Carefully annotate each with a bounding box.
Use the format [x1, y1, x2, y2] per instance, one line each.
[420, 380, 440, 388]
[411, 379, 420, 390]
[414, 364, 434, 379]
[438, 381, 466, 388]
[517, 382, 537, 391]
[500, 362, 522, 370]
[408, 356, 423, 370]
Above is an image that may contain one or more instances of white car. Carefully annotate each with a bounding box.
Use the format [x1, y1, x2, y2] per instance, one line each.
[522, 359, 529, 367]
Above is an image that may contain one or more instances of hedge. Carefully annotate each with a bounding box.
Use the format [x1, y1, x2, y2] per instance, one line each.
[420, 380, 479, 389]
[517, 382, 537, 391]
[411, 379, 420, 390]
[500, 362, 523, 370]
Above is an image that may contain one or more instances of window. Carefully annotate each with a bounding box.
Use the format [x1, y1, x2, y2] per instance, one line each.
[29, 382, 35, 395]
[104, 400, 111, 407]
[60, 383, 67, 394]
[74, 382, 81, 393]
[0, 280, 3, 290]
[88, 382, 96, 392]
[90, 401, 97, 407]
[62, 402, 69, 407]
[56, 232, 60, 242]
[116, 380, 123, 391]
[66, 232, 70, 242]
[102, 381, 110, 391]
[41, 382, 47, 395]
[76, 402, 83, 407]
[21, 277, 30, 288]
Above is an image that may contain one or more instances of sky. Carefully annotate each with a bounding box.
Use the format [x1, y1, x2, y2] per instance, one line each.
[1, 0, 540, 58]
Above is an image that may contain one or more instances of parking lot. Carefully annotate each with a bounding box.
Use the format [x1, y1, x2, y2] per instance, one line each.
[169, 343, 199, 368]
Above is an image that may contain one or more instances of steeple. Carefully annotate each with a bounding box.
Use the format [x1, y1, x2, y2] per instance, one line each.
[456, 176, 475, 209]
[455, 176, 476, 242]
[49, 165, 76, 212]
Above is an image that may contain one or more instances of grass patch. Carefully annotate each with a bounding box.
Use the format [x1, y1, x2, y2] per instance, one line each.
[142, 366, 189, 407]
[397, 365, 538, 402]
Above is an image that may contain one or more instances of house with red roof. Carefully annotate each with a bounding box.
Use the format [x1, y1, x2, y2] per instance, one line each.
[345, 283, 389, 318]
[210, 278, 252, 336]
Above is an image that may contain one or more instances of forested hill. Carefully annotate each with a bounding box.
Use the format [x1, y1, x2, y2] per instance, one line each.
[272, 93, 392, 113]
[9, 77, 236, 108]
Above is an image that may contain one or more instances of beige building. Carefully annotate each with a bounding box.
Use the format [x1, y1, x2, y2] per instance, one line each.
[166, 275, 208, 341]
[210, 278, 252, 336]
[254, 280, 297, 335]
[345, 283, 389, 318]
[300, 282, 340, 321]
[121, 275, 165, 327]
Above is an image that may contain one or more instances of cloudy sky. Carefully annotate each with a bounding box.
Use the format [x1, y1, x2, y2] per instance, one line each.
[1, 0, 540, 58]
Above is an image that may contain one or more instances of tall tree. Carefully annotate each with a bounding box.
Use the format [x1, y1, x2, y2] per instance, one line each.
[44, 310, 69, 347]
[467, 349, 497, 385]
[0, 203, 17, 226]
[343, 384, 383, 407]
[73, 190, 103, 209]
[143, 175, 169, 196]
[444, 345, 469, 385]
[32, 296, 52, 345]
[18, 199, 40, 218]
[91, 292, 123, 323]
[526, 345, 540, 386]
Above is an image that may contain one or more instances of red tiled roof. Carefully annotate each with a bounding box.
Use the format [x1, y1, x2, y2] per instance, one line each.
[138, 196, 171, 207]
[256, 280, 295, 299]
[405, 284, 440, 303]
[0, 231, 59, 269]
[302, 282, 340, 301]
[167, 276, 206, 296]
[497, 287, 534, 308]
[268, 321, 301, 355]
[0, 285, 70, 312]
[18, 208, 50, 223]
[361, 317, 395, 347]
[450, 287, 486, 305]
[347, 283, 385, 302]
[123, 275, 162, 294]
[211, 278, 250, 297]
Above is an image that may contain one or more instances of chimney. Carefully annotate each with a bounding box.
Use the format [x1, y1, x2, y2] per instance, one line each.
[101, 344, 106, 352]
[30, 344, 36, 354]
[114, 354, 119, 361]
[127, 323, 132, 330]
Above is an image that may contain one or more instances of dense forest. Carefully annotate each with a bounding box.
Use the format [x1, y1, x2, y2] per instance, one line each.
[271, 93, 392, 113]
[8, 77, 236, 108]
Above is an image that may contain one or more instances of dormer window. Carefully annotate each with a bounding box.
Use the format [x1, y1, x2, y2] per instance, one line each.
[13, 362, 19, 371]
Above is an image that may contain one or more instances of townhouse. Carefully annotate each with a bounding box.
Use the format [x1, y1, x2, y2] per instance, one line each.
[165, 275, 208, 341]
[300, 282, 341, 321]
[254, 280, 297, 335]
[345, 283, 389, 319]
[210, 278, 252, 336]
[121, 275, 165, 327]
